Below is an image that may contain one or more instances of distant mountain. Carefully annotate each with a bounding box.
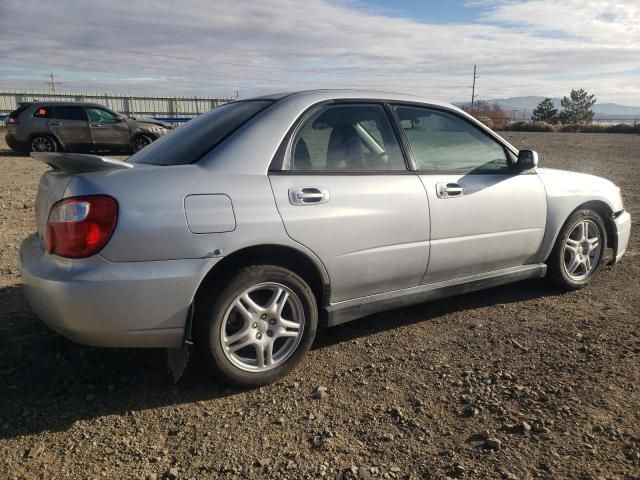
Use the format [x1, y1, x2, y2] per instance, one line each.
[455, 96, 640, 120]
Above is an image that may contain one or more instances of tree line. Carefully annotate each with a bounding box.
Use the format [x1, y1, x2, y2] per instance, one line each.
[462, 88, 598, 129]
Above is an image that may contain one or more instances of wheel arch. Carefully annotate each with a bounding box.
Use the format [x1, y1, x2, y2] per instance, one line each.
[192, 244, 330, 323]
[542, 199, 615, 263]
[28, 132, 62, 150]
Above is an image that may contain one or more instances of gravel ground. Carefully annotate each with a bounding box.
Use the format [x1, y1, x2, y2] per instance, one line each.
[0, 131, 638, 480]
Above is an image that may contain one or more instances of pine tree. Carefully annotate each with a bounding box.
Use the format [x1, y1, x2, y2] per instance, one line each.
[558, 89, 596, 124]
[531, 98, 558, 123]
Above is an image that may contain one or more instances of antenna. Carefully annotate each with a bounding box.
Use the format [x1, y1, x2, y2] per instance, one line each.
[45, 73, 63, 94]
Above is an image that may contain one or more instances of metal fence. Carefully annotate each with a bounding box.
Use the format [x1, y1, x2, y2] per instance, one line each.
[0, 91, 235, 125]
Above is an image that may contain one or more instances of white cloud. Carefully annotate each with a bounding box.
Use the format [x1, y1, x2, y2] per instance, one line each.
[0, 0, 638, 104]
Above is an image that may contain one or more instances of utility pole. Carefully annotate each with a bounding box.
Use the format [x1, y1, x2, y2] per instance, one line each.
[470, 64, 479, 113]
[45, 73, 63, 94]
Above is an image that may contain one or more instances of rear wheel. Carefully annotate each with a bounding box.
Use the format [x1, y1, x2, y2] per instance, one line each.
[30, 135, 58, 153]
[195, 265, 318, 387]
[547, 209, 607, 290]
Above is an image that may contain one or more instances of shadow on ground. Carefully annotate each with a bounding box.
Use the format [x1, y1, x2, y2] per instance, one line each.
[0, 149, 29, 157]
[0, 279, 561, 439]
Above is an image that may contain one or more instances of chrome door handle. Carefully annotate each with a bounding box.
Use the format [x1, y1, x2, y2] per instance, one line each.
[288, 187, 330, 205]
[89, 123, 103, 128]
[436, 182, 464, 198]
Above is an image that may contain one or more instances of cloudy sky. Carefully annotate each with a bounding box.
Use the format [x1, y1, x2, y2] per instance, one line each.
[0, 0, 638, 104]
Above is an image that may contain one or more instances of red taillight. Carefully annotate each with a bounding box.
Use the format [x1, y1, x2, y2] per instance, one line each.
[45, 196, 118, 258]
[7, 116, 19, 125]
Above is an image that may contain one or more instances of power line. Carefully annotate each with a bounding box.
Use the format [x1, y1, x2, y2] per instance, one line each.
[0, 54, 465, 94]
[1, 29, 447, 80]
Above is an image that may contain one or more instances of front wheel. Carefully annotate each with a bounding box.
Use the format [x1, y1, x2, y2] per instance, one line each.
[131, 134, 153, 153]
[195, 265, 318, 387]
[546, 209, 607, 290]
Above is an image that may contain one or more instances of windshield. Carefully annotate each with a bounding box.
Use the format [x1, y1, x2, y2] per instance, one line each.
[129, 100, 273, 166]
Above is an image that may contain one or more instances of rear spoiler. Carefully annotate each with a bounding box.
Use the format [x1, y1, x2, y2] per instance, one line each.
[32, 152, 134, 174]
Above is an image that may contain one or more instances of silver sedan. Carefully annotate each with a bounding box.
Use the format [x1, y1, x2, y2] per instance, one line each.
[20, 90, 631, 387]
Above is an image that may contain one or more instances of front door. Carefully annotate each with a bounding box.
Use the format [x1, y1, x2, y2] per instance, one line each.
[269, 103, 430, 303]
[392, 105, 547, 284]
[85, 107, 130, 147]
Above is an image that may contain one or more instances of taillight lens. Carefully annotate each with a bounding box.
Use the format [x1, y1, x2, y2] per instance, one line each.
[7, 116, 19, 125]
[45, 196, 118, 258]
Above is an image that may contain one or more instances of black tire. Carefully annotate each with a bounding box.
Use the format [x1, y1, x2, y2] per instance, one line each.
[546, 209, 607, 290]
[195, 265, 318, 388]
[131, 134, 153, 153]
[30, 135, 58, 153]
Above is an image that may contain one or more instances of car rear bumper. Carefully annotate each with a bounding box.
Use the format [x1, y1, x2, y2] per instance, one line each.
[612, 210, 631, 264]
[5, 134, 29, 152]
[19, 234, 219, 348]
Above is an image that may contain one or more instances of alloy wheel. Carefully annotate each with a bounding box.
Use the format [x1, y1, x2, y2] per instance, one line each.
[31, 137, 54, 152]
[219, 282, 305, 372]
[562, 219, 602, 280]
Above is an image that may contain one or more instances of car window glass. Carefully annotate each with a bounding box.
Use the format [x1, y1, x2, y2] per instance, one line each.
[86, 107, 118, 123]
[54, 106, 88, 121]
[33, 106, 52, 118]
[290, 104, 406, 171]
[393, 105, 509, 173]
[129, 100, 272, 166]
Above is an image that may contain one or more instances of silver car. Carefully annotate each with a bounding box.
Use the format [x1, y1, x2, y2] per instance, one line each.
[19, 90, 631, 387]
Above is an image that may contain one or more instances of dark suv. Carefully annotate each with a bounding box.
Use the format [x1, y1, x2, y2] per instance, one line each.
[5, 102, 172, 153]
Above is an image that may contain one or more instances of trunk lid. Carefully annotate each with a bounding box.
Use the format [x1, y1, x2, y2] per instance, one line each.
[32, 152, 133, 241]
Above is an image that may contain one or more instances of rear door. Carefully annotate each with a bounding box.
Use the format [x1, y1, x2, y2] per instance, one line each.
[269, 103, 430, 303]
[392, 105, 547, 284]
[50, 106, 91, 148]
[86, 106, 130, 147]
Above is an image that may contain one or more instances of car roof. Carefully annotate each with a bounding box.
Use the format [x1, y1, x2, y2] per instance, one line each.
[248, 89, 453, 108]
[27, 101, 111, 108]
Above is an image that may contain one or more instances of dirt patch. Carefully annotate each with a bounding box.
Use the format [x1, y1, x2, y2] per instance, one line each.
[0, 131, 638, 479]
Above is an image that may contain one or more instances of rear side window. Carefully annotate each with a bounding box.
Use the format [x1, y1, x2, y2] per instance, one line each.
[129, 100, 272, 166]
[289, 104, 406, 171]
[54, 106, 88, 121]
[33, 106, 52, 118]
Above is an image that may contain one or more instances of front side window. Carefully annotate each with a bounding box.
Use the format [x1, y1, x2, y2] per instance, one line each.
[393, 105, 509, 173]
[86, 107, 118, 123]
[54, 106, 88, 121]
[289, 104, 406, 171]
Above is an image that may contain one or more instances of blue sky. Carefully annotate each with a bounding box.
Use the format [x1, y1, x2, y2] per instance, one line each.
[0, 0, 638, 104]
[361, 0, 484, 23]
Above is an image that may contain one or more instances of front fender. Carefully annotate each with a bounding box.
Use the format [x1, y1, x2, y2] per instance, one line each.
[534, 168, 623, 262]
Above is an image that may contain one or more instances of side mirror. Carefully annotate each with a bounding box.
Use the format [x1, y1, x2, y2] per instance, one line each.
[517, 149, 539, 170]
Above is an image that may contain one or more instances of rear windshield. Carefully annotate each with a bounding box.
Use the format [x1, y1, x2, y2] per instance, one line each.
[129, 100, 273, 166]
[10, 103, 31, 118]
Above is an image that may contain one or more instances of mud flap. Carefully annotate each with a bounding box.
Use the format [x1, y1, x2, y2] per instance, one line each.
[167, 346, 190, 383]
[167, 302, 194, 383]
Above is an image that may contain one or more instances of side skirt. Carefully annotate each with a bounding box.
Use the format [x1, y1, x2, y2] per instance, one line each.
[323, 264, 547, 327]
